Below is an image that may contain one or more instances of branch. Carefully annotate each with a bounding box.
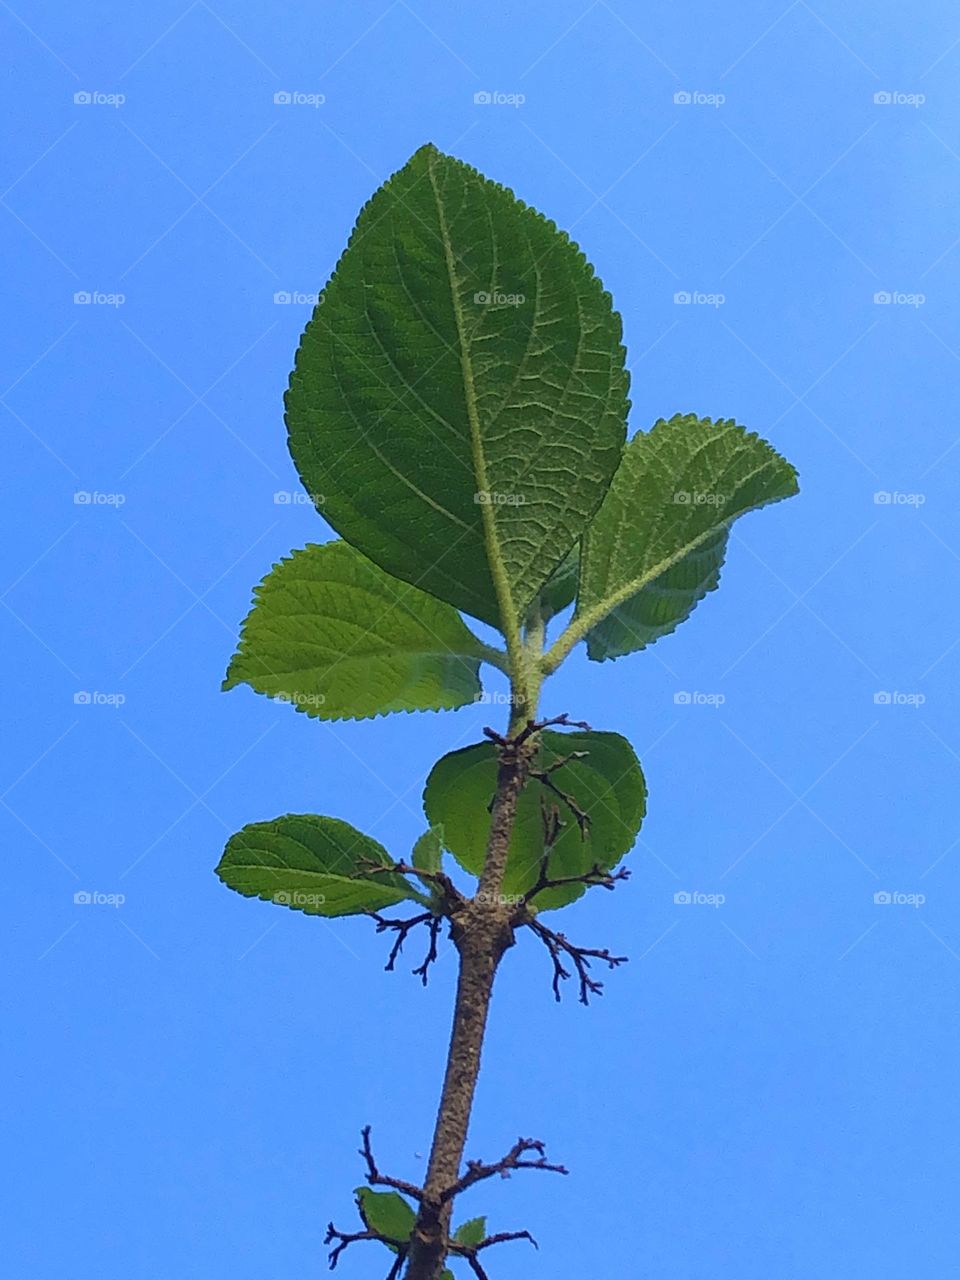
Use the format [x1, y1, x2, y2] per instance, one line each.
[360, 1126, 426, 1201]
[440, 1137, 568, 1204]
[526, 919, 627, 1005]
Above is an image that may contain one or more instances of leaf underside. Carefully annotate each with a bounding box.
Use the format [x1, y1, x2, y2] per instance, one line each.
[579, 414, 799, 660]
[285, 143, 630, 631]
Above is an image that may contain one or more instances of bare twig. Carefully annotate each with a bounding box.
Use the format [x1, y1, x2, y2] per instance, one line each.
[367, 910, 444, 983]
[360, 1126, 425, 1201]
[324, 1222, 408, 1277]
[483, 711, 592, 753]
[522, 860, 630, 905]
[449, 1229, 538, 1280]
[440, 1137, 568, 1204]
[527, 919, 627, 1005]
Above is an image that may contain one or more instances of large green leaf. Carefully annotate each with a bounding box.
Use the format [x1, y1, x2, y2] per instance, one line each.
[223, 541, 487, 720]
[423, 730, 645, 909]
[285, 143, 629, 632]
[216, 814, 421, 917]
[355, 1187, 415, 1247]
[567, 415, 798, 665]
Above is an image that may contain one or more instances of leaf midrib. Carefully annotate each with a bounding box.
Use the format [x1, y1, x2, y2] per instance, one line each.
[426, 150, 522, 658]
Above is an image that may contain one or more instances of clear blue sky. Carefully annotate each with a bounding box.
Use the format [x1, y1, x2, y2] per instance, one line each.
[4, 2, 960, 1277]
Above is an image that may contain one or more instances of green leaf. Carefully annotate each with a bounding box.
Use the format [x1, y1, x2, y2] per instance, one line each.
[216, 814, 421, 917]
[453, 1216, 487, 1247]
[553, 414, 798, 668]
[223, 541, 488, 720]
[423, 730, 645, 909]
[285, 143, 629, 632]
[586, 528, 728, 661]
[411, 825, 444, 874]
[355, 1187, 415, 1247]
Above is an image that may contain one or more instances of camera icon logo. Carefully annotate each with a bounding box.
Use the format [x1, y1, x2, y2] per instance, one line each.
[674, 890, 692, 904]
[474, 91, 492, 105]
[874, 891, 892, 904]
[673, 91, 692, 105]
[74, 91, 92, 105]
[873, 691, 891, 705]
[874, 91, 892, 105]
[74, 691, 91, 704]
[673, 691, 691, 705]
[274, 91, 292, 105]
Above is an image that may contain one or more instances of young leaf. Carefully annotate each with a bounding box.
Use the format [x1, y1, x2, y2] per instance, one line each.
[411, 824, 444, 875]
[216, 814, 422, 917]
[423, 730, 646, 908]
[223, 541, 490, 720]
[546, 414, 799, 670]
[285, 143, 629, 634]
[355, 1186, 416, 1246]
[453, 1216, 487, 1246]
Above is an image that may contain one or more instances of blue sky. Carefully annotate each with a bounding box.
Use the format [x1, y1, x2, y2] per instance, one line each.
[4, 2, 960, 1277]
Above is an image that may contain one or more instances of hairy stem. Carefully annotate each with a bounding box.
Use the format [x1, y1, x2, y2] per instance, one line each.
[403, 721, 535, 1280]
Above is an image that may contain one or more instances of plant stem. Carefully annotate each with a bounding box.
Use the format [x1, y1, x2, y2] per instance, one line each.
[403, 723, 535, 1280]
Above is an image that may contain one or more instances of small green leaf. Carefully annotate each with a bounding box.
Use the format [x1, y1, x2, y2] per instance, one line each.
[412, 825, 444, 875]
[424, 730, 646, 908]
[546, 414, 798, 670]
[453, 1216, 487, 1246]
[223, 541, 487, 720]
[285, 144, 629, 632]
[355, 1186, 416, 1246]
[216, 815, 420, 917]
